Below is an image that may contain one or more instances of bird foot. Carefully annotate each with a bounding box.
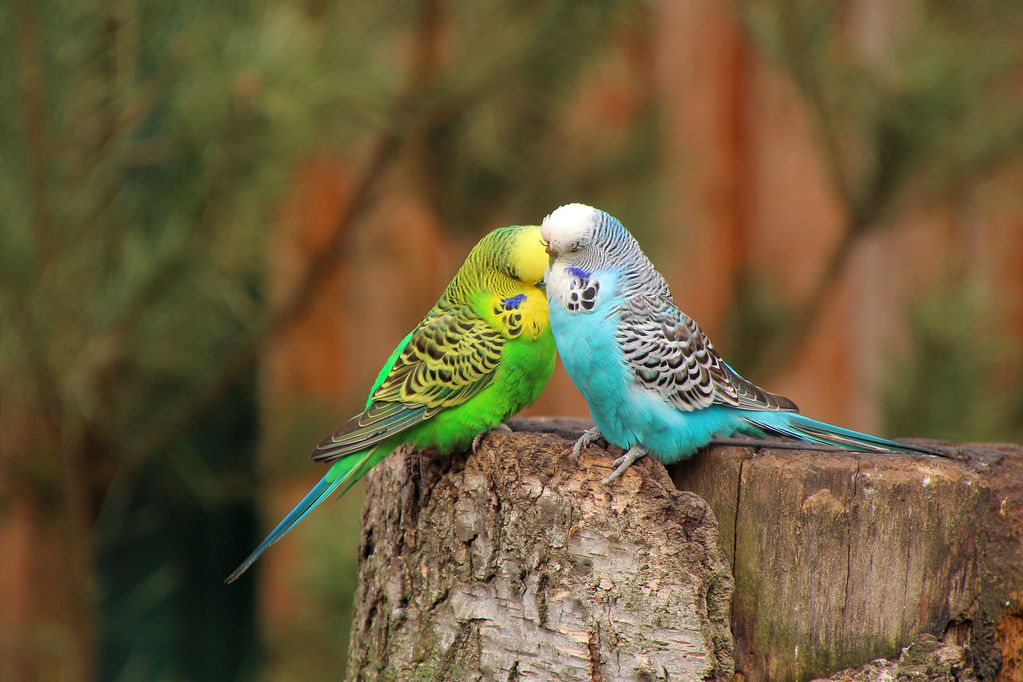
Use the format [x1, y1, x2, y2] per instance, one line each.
[601, 445, 647, 486]
[571, 426, 606, 459]
[472, 423, 513, 453]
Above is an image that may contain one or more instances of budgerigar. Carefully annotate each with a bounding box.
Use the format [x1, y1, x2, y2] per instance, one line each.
[227, 225, 555, 582]
[540, 203, 934, 485]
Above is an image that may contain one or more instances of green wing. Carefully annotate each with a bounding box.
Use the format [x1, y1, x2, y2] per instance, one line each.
[311, 307, 504, 463]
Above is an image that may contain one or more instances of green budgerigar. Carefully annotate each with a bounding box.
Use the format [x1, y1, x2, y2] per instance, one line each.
[227, 225, 555, 582]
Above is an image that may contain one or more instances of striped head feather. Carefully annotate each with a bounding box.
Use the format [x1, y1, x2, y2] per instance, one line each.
[541, 203, 670, 300]
[442, 225, 548, 303]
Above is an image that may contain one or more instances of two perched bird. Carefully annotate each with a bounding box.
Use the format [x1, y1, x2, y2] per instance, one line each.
[228, 204, 930, 581]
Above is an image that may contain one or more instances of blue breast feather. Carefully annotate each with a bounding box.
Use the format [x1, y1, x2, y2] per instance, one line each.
[550, 276, 753, 462]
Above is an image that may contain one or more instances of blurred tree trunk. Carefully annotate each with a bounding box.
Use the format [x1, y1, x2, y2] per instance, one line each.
[0, 487, 93, 681]
[0, 404, 99, 682]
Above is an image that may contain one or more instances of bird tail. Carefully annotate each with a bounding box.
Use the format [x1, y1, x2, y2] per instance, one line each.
[225, 444, 385, 584]
[742, 412, 935, 456]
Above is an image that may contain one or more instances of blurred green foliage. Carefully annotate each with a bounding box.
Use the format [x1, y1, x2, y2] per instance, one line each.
[0, 0, 390, 461]
[0, 0, 650, 679]
[725, 0, 1023, 396]
[738, 0, 1023, 225]
[884, 281, 1023, 444]
[406, 1, 657, 231]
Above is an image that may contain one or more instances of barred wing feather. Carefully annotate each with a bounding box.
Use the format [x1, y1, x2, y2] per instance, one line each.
[311, 309, 504, 463]
[614, 294, 796, 413]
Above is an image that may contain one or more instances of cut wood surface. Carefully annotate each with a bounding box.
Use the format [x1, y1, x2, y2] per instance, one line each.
[346, 424, 735, 681]
[346, 417, 1023, 681]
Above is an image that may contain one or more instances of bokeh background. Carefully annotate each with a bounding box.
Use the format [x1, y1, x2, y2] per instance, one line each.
[2, 0, 1022, 679]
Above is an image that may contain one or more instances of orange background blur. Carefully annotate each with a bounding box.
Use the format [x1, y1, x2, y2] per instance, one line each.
[2, 0, 1021, 679]
[260, 2, 1023, 675]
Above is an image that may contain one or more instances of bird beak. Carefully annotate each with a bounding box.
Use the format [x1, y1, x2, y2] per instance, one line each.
[541, 237, 553, 255]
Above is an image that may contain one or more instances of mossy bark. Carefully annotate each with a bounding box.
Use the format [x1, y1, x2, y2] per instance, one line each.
[671, 437, 1023, 681]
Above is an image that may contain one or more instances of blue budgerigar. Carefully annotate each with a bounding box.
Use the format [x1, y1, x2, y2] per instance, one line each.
[541, 203, 935, 484]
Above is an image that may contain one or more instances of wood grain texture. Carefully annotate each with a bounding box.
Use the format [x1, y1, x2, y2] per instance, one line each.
[346, 424, 735, 681]
[670, 438, 1023, 681]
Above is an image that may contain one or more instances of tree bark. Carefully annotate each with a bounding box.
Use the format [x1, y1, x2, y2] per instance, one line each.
[816, 634, 975, 681]
[346, 423, 735, 681]
[669, 435, 1023, 681]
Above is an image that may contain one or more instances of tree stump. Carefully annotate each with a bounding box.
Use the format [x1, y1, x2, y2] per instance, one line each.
[346, 418, 1023, 681]
[346, 426, 735, 681]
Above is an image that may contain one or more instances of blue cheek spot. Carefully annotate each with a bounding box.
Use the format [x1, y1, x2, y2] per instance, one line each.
[566, 266, 591, 280]
[502, 293, 526, 310]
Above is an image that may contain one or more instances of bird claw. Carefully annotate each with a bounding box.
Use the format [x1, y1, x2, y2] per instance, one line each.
[472, 423, 513, 453]
[601, 446, 647, 486]
[571, 426, 605, 459]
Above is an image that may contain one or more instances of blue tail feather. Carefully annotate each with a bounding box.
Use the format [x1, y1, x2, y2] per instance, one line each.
[225, 447, 377, 583]
[744, 412, 934, 455]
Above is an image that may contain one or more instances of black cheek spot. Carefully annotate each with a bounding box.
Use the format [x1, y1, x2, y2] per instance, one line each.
[580, 299, 595, 311]
[582, 286, 596, 300]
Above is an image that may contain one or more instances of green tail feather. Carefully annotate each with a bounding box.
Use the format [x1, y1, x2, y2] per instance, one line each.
[225, 444, 385, 583]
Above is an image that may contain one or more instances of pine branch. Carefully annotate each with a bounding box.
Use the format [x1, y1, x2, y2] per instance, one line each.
[19, 1, 53, 271]
[116, 129, 399, 475]
[112, 2, 441, 479]
[750, 221, 865, 381]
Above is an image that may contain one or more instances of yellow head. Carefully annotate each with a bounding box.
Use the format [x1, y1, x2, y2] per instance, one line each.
[447, 225, 548, 297]
[471, 224, 547, 285]
[443, 224, 550, 339]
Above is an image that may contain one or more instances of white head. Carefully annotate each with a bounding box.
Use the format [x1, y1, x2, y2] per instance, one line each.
[540, 203, 602, 256]
[540, 202, 670, 301]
